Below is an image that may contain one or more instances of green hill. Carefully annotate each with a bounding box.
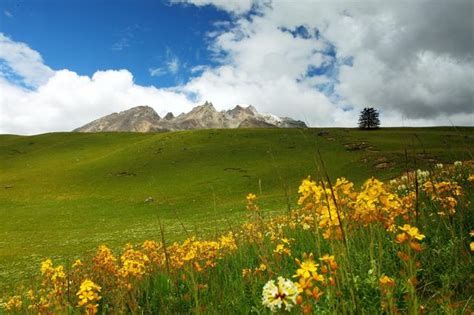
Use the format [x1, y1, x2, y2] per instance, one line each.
[0, 127, 472, 290]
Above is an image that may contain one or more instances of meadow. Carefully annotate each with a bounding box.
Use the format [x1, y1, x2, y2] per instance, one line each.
[0, 127, 473, 313]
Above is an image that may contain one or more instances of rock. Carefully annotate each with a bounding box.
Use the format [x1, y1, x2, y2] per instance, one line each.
[144, 196, 154, 203]
[375, 162, 395, 169]
[318, 130, 330, 136]
[164, 112, 174, 120]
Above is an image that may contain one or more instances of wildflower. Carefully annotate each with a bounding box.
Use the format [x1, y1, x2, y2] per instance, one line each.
[470, 242, 474, 252]
[454, 161, 462, 167]
[76, 279, 101, 315]
[72, 259, 83, 268]
[379, 275, 395, 287]
[435, 163, 443, 169]
[246, 193, 257, 202]
[320, 254, 338, 272]
[246, 193, 259, 211]
[93, 245, 118, 275]
[40, 259, 53, 275]
[416, 169, 430, 183]
[410, 241, 422, 252]
[262, 277, 298, 312]
[2, 296, 22, 311]
[294, 254, 318, 279]
[310, 286, 323, 300]
[399, 224, 425, 240]
[274, 243, 291, 256]
[396, 232, 409, 244]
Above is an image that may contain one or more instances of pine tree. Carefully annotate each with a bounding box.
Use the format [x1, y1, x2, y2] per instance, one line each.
[358, 107, 380, 129]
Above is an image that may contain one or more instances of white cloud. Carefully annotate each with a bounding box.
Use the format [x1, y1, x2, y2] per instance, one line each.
[1, 1, 473, 135]
[4, 10, 13, 18]
[167, 57, 180, 74]
[0, 33, 54, 88]
[149, 67, 166, 77]
[174, 0, 474, 126]
[172, 0, 255, 15]
[0, 69, 197, 134]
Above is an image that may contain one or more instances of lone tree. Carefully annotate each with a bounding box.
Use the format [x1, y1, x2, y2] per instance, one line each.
[358, 107, 380, 129]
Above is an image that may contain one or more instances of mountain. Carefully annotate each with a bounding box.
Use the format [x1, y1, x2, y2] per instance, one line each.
[74, 101, 307, 132]
[73, 106, 164, 132]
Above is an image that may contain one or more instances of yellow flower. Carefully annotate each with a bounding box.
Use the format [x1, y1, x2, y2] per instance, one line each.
[395, 233, 409, 244]
[257, 263, 267, 272]
[294, 254, 318, 279]
[470, 242, 474, 252]
[379, 275, 395, 287]
[399, 224, 425, 240]
[76, 279, 101, 314]
[246, 193, 257, 202]
[2, 296, 22, 311]
[274, 243, 291, 256]
[40, 259, 53, 275]
[72, 259, 83, 268]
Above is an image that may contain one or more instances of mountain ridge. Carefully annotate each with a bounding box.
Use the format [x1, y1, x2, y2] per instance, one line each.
[74, 102, 307, 132]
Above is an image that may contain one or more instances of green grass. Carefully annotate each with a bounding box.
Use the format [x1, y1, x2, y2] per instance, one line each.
[0, 127, 472, 291]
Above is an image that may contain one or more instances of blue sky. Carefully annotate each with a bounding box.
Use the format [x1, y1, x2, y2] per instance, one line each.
[0, 0, 229, 87]
[0, 0, 472, 134]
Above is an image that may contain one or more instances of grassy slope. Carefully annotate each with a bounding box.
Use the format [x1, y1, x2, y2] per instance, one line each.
[0, 127, 472, 290]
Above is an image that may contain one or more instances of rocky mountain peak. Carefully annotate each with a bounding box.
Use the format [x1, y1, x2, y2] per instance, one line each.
[191, 101, 216, 113]
[127, 106, 161, 119]
[74, 101, 307, 132]
[164, 112, 175, 120]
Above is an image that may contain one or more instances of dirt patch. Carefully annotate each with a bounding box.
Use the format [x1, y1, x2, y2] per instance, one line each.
[374, 162, 395, 169]
[114, 171, 137, 177]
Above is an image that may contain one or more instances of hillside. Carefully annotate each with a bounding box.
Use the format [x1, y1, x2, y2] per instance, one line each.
[0, 127, 473, 290]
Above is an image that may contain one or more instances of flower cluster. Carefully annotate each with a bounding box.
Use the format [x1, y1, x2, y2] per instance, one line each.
[396, 224, 425, 252]
[76, 279, 101, 314]
[291, 253, 337, 313]
[422, 180, 463, 215]
[262, 277, 298, 312]
[1, 296, 22, 312]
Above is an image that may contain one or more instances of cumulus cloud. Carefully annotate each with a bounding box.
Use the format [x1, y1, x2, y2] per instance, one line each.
[1, 1, 473, 135]
[0, 34, 197, 134]
[177, 0, 474, 125]
[0, 33, 54, 88]
[0, 69, 196, 134]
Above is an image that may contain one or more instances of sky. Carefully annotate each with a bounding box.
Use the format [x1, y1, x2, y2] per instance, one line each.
[0, 0, 473, 135]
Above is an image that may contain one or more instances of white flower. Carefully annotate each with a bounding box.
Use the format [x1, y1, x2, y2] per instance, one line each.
[262, 277, 298, 312]
[454, 161, 462, 167]
[435, 163, 443, 169]
[416, 169, 430, 183]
